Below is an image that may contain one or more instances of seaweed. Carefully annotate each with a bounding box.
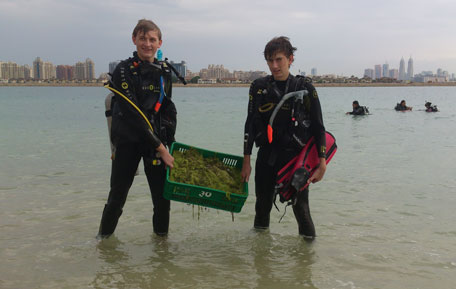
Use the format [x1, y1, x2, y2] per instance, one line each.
[169, 148, 245, 197]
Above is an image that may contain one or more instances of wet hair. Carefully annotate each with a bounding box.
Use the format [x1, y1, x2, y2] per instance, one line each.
[133, 19, 162, 40]
[353, 100, 359, 106]
[264, 36, 297, 60]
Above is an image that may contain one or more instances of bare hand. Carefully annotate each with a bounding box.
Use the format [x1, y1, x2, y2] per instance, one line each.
[308, 158, 326, 184]
[156, 144, 174, 168]
[241, 155, 251, 182]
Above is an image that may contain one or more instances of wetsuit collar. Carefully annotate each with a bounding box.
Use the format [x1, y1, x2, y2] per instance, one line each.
[269, 74, 292, 99]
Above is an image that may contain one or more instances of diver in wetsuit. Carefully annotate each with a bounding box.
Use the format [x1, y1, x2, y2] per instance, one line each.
[425, 101, 438, 112]
[97, 19, 177, 239]
[346, 100, 369, 115]
[395, 100, 412, 111]
[241, 36, 326, 238]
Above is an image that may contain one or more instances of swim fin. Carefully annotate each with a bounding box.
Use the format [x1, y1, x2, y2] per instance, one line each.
[275, 131, 337, 203]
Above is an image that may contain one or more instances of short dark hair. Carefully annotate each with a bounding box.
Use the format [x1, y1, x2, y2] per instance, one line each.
[264, 36, 297, 60]
[133, 19, 162, 40]
[353, 100, 359, 106]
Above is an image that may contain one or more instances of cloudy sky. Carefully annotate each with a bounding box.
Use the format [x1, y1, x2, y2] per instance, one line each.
[1, 0, 455, 77]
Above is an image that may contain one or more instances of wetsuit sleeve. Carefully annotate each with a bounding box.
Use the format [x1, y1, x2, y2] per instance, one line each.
[243, 82, 258, 155]
[353, 107, 364, 115]
[307, 84, 326, 158]
[110, 62, 162, 148]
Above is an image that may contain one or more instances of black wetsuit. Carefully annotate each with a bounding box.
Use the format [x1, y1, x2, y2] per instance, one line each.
[348, 106, 368, 115]
[243, 75, 326, 237]
[98, 52, 176, 238]
[425, 103, 438, 112]
[395, 104, 409, 111]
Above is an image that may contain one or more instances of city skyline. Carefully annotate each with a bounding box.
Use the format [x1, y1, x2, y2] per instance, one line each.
[0, 57, 96, 81]
[1, 0, 455, 78]
[1, 54, 454, 81]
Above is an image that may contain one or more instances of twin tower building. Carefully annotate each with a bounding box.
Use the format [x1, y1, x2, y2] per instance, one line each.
[364, 57, 413, 81]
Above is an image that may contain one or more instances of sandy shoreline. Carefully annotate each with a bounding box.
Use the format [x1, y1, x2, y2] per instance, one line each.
[1, 82, 456, 88]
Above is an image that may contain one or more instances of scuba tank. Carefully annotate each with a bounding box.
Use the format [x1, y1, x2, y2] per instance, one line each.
[105, 92, 141, 174]
[105, 92, 115, 159]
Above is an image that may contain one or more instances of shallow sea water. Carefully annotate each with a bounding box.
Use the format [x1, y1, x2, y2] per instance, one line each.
[1, 85, 455, 288]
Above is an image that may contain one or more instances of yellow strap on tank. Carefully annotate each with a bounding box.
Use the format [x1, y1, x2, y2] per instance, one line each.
[104, 84, 154, 132]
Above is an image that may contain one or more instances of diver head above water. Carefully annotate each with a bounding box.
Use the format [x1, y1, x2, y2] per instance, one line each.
[425, 101, 438, 112]
[352, 100, 360, 109]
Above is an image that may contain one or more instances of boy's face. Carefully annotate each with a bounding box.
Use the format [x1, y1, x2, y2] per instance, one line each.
[132, 30, 162, 62]
[266, 51, 293, 81]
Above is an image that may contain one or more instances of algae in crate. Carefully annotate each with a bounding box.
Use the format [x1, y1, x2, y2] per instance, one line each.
[169, 148, 244, 197]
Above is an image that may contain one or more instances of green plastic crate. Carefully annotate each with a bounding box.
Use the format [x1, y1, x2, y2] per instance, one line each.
[164, 142, 248, 213]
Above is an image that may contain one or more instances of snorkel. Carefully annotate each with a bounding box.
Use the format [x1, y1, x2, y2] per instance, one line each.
[267, 90, 308, 143]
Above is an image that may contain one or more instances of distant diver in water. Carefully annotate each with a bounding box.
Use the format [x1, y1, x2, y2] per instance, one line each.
[395, 100, 412, 111]
[425, 101, 438, 112]
[346, 100, 369, 115]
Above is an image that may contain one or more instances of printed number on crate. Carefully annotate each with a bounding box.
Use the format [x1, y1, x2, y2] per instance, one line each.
[199, 191, 212, 198]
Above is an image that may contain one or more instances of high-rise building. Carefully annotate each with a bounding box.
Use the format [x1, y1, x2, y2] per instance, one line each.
[0, 61, 32, 80]
[398, 57, 406, 81]
[72, 58, 95, 80]
[109, 61, 120, 74]
[32, 57, 55, 80]
[389, 69, 399, 79]
[437, 68, 443, 77]
[374, 65, 382, 79]
[44, 62, 56, 79]
[74, 61, 85, 80]
[200, 64, 232, 79]
[33, 57, 44, 80]
[56, 65, 74, 80]
[0, 62, 5, 79]
[311, 68, 317, 76]
[382, 63, 389, 78]
[1, 62, 17, 79]
[170, 60, 187, 78]
[23, 65, 33, 79]
[364, 68, 374, 79]
[407, 56, 414, 80]
[85, 58, 95, 80]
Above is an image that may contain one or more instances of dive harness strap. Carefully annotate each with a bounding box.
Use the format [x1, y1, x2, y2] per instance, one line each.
[267, 90, 308, 144]
[104, 84, 154, 132]
[154, 76, 166, 113]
